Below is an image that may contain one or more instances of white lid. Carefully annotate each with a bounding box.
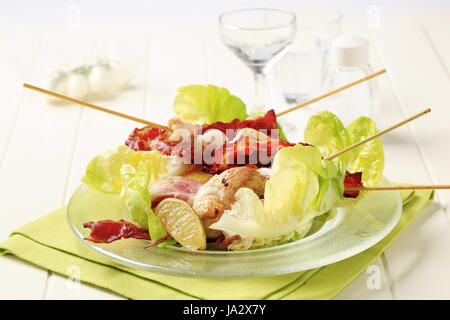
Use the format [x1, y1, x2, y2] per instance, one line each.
[331, 35, 369, 67]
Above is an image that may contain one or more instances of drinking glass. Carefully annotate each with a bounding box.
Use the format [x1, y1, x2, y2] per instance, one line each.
[271, 6, 342, 140]
[274, 6, 342, 105]
[219, 8, 297, 113]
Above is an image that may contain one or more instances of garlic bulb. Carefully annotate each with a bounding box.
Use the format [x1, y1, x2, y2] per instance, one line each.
[66, 74, 88, 99]
[46, 57, 132, 104]
[46, 69, 68, 103]
[88, 66, 115, 97]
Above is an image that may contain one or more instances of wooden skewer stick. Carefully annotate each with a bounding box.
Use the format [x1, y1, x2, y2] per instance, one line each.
[327, 108, 431, 161]
[23, 83, 170, 130]
[276, 69, 387, 117]
[345, 185, 450, 191]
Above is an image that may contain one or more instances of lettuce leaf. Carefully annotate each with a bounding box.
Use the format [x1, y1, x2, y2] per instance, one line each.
[304, 111, 384, 187]
[304, 111, 352, 166]
[265, 145, 344, 215]
[120, 162, 173, 245]
[173, 84, 248, 124]
[82, 145, 174, 245]
[276, 123, 288, 141]
[210, 145, 344, 250]
[173, 86, 288, 140]
[120, 162, 151, 228]
[82, 145, 166, 194]
[346, 116, 384, 186]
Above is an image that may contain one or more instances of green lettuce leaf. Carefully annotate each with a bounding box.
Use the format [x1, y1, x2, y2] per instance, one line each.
[266, 145, 344, 215]
[210, 145, 344, 250]
[276, 122, 288, 141]
[82, 145, 166, 194]
[304, 111, 352, 166]
[173, 84, 248, 124]
[304, 111, 384, 187]
[120, 162, 151, 228]
[82, 145, 174, 246]
[346, 116, 384, 186]
[120, 162, 172, 246]
[247, 111, 265, 118]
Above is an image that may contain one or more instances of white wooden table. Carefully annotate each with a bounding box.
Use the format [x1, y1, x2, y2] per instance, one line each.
[0, 12, 450, 299]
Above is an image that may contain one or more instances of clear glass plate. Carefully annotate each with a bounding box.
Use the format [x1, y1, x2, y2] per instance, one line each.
[67, 177, 402, 278]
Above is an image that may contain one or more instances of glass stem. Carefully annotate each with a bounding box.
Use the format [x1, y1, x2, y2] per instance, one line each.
[253, 72, 266, 113]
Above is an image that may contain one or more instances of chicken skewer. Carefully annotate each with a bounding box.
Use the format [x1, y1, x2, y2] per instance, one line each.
[23, 82, 429, 169]
[193, 166, 266, 239]
[193, 164, 450, 243]
[27, 83, 444, 245]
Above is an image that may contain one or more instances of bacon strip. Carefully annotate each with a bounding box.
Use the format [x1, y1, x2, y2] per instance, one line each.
[343, 171, 363, 198]
[209, 131, 306, 174]
[125, 112, 365, 198]
[83, 219, 151, 243]
[125, 126, 184, 156]
[125, 110, 280, 159]
[202, 109, 278, 138]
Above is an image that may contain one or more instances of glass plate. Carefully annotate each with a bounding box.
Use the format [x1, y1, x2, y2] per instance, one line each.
[67, 177, 402, 278]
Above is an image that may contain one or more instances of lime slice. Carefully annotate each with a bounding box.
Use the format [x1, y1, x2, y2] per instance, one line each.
[154, 198, 206, 251]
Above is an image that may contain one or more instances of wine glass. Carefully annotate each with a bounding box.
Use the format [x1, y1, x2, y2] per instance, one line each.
[219, 8, 297, 113]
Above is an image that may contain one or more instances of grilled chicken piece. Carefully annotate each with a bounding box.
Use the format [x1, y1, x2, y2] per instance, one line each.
[168, 117, 228, 162]
[168, 117, 197, 137]
[193, 166, 267, 239]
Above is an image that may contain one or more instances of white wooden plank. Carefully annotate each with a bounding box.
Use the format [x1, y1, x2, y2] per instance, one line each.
[0, 256, 48, 299]
[60, 24, 152, 206]
[0, 25, 102, 299]
[370, 13, 450, 299]
[417, 13, 450, 76]
[44, 24, 150, 300]
[372, 14, 450, 201]
[145, 22, 207, 124]
[0, 28, 40, 163]
[384, 203, 450, 299]
[0, 28, 49, 300]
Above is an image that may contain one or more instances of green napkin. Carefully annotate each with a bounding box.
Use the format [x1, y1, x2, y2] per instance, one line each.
[0, 189, 433, 300]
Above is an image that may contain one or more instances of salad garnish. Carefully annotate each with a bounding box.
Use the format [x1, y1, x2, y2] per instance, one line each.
[80, 84, 387, 251]
[20, 81, 439, 252]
